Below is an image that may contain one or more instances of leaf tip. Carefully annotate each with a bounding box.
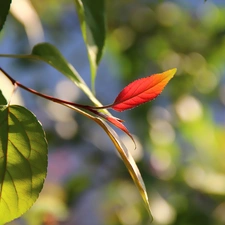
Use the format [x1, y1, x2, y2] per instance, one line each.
[168, 68, 177, 77]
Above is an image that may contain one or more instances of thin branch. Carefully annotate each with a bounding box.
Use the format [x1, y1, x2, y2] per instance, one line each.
[0, 67, 96, 111]
[0, 54, 33, 60]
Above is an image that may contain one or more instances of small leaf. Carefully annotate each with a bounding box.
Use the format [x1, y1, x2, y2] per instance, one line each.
[103, 115, 135, 144]
[94, 118, 153, 220]
[74, 0, 106, 91]
[0, 43, 107, 109]
[105, 115, 126, 132]
[30, 43, 106, 108]
[31, 42, 82, 85]
[0, 0, 11, 32]
[89, 110, 135, 144]
[112, 68, 177, 112]
[62, 103, 152, 219]
[0, 105, 48, 224]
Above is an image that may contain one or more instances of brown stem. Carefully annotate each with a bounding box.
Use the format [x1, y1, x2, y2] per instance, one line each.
[0, 68, 16, 84]
[0, 67, 101, 111]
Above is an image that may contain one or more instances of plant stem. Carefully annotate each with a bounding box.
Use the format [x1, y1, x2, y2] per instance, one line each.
[0, 67, 100, 111]
[86, 104, 113, 110]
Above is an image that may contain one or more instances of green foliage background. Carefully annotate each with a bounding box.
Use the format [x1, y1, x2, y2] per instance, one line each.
[1, 0, 225, 225]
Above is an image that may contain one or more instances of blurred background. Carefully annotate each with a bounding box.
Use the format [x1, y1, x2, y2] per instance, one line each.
[1, 0, 225, 224]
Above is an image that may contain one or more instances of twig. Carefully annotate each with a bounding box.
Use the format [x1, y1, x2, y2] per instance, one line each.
[0, 67, 97, 111]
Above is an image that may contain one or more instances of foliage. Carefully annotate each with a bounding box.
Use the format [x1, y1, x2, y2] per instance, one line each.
[0, 91, 47, 224]
[0, 0, 176, 224]
[105, 1, 225, 225]
[1, 0, 225, 225]
[74, 0, 106, 91]
[0, 0, 11, 31]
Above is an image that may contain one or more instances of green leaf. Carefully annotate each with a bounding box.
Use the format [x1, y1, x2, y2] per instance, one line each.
[62, 103, 153, 220]
[0, 43, 108, 108]
[0, 90, 7, 105]
[30, 42, 105, 107]
[0, 0, 11, 32]
[0, 43, 83, 86]
[31, 42, 82, 85]
[74, 0, 106, 91]
[95, 118, 153, 221]
[0, 105, 48, 224]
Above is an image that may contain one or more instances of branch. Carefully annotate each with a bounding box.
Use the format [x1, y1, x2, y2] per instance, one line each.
[0, 67, 96, 111]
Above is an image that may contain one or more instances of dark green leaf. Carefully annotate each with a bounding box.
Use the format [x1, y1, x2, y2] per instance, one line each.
[0, 90, 7, 105]
[0, 0, 11, 32]
[74, 0, 106, 90]
[0, 105, 48, 224]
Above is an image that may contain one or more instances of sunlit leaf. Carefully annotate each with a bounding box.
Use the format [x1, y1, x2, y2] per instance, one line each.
[74, 0, 106, 91]
[0, 103, 48, 224]
[0, 42, 88, 88]
[103, 114, 135, 144]
[111, 68, 177, 112]
[0, 43, 108, 109]
[28, 43, 107, 107]
[31, 43, 108, 107]
[31, 42, 82, 85]
[61, 103, 152, 220]
[104, 115, 127, 133]
[94, 118, 153, 220]
[0, 43, 81, 85]
[0, 0, 11, 32]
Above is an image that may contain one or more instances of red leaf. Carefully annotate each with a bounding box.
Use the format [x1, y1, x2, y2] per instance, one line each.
[106, 116, 136, 147]
[106, 116, 129, 134]
[111, 68, 177, 112]
[101, 114, 135, 145]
